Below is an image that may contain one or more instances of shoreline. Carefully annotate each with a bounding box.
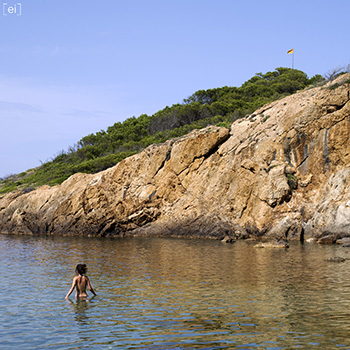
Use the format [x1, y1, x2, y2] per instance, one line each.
[1, 229, 348, 247]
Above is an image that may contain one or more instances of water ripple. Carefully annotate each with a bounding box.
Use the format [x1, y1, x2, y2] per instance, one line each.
[1, 235, 350, 349]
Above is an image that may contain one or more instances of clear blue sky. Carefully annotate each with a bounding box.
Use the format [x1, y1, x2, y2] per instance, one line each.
[1, 0, 349, 178]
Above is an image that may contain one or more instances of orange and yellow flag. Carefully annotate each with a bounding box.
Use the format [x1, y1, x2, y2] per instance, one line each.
[287, 48, 294, 54]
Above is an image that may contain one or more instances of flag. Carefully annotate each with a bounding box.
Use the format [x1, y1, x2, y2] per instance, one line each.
[287, 48, 294, 54]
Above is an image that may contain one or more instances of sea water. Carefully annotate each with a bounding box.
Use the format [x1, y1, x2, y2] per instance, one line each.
[1, 234, 350, 349]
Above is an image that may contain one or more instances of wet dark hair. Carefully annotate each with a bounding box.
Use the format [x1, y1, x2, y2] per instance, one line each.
[76, 264, 87, 275]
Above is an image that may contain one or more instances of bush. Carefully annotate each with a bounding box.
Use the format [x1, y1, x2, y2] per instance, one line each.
[0, 67, 319, 193]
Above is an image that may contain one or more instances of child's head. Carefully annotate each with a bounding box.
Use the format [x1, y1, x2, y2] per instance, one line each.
[76, 264, 87, 275]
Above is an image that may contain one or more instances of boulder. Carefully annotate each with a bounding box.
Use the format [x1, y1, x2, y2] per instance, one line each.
[221, 236, 235, 243]
[317, 235, 336, 244]
[326, 257, 347, 263]
[254, 239, 289, 249]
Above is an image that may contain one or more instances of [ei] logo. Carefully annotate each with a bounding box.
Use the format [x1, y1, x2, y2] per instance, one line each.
[3, 2, 21, 16]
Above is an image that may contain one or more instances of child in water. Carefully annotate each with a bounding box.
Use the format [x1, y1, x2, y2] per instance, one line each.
[65, 264, 97, 299]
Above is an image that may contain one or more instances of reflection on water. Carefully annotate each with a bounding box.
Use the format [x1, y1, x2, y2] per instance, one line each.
[1, 234, 350, 349]
[66, 297, 96, 325]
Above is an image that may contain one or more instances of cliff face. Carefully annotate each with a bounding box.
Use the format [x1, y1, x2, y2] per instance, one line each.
[1, 74, 350, 241]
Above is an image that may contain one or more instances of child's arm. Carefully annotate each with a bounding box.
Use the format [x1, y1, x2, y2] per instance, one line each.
[65, 277, 77, 299]
[87, 277, 97, 296]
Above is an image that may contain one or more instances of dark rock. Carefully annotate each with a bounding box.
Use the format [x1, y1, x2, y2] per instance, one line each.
[317, 235, 336, 244]
[326, 257, 347, 262]
[254, 238, 289, 248]
[336, 237, 350, 245]
[221, 236, 235, 243]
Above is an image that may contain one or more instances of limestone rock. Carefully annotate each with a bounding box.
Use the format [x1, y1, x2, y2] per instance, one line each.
[254, 239, 289, 248]
[326, 257, 347, 263]
[221, 236, 235, 243]
[336, 237, 350, 245]
[317, 235, 336, 244]
[1, 74, 350, 240]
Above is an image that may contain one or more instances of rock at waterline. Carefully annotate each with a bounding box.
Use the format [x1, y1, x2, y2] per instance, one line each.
[336, 237, 350, 246]
[221, 236, 235, 243]
[325, 257, 348, 263]
[317, 235, 336, 244]
[254, 240, 289, 249]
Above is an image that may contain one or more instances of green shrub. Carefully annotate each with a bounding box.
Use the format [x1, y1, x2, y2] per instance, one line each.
[0, 67, 319, 194]
[329, 83, 340, 90]
[287, 174, 298, 191]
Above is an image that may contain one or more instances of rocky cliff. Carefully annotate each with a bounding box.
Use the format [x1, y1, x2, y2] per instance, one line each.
[1, 74, 350, 241]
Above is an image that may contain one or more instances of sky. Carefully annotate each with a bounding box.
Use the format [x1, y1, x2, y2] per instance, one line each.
[0, 0, 349, 178]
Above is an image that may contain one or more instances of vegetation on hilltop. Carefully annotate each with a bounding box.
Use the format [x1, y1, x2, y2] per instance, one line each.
[0, 68, 325, 194]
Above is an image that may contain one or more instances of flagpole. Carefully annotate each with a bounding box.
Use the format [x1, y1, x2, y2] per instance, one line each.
[287, 48, 294, 69]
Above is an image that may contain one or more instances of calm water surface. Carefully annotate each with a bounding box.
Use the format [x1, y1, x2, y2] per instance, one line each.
[1, 234, 350, 349]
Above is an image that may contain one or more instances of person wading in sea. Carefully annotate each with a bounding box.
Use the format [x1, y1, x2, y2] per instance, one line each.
[65, 264, 97, 299]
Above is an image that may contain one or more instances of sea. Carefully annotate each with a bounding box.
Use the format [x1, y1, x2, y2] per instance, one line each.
[1, 234, 350, 349]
